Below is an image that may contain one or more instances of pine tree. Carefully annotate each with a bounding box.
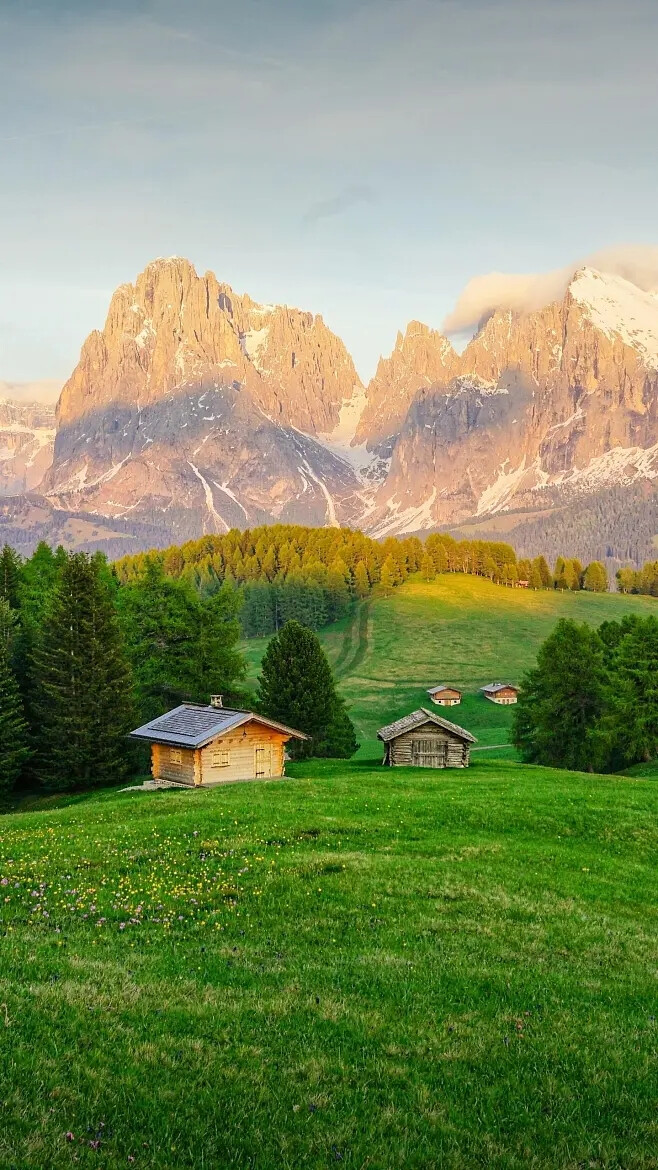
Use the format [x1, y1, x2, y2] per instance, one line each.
[0, 544, 21, 610]
[197, 584, 247, 704]
[606, 617, 658, 765]
[512, 619, 608, 771]
[258, 621, 357, 760]
[33, 553, 135, 791]
[0, 601, 29, 792]
[117, 561, 203, 721]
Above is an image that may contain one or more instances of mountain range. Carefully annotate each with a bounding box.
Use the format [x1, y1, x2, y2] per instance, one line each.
[3, 256, 658, 566]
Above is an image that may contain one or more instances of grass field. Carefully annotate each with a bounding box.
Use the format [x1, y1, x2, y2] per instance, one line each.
[242, 574, 657, 751]
[1, 757, 658, 1168]
[2, 575, 658, 1168]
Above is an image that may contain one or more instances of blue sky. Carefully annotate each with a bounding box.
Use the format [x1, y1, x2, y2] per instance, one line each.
[1, 0, 657, 383]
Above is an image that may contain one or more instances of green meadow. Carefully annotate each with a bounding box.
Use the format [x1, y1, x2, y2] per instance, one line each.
[243, 573, 657, 750]
[1, 575, 657, 1168]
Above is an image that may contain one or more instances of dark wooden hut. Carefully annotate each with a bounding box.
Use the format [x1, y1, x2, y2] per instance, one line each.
[377, 708, 476, 769]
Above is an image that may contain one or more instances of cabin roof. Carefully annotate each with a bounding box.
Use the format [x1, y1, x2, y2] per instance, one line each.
[481, 682, 519, 694]
[427, 684, 461, 696]
[377, 708, 477, 744]
[130, 703, 308, 749]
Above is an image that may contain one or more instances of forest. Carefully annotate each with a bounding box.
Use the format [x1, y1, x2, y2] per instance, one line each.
[0, 526, 611, 798]
[513, 614, 658, 772]
[113, 525, 609, 636]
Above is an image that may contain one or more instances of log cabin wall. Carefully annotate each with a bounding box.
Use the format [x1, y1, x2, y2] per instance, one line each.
[151, 742, 196, 785]
[388, 724, 470, 768]
[200, 722, 289, 785]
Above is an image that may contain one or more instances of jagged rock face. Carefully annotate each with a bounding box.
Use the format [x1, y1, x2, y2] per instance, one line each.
[45, 258, 364, 535]
[9, 260, 658, 556]
[56, 258, 360, 437]
[0, 399, 55, 495]
[366, 268, 658, 534]
[355, 321, 457, 450]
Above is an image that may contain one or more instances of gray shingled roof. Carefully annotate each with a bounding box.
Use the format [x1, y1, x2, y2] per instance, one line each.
[427, 684, 461, 696]
[130, 704, 307, 749]
[481, 683, 519, 694]
[377, 708, 477, 744]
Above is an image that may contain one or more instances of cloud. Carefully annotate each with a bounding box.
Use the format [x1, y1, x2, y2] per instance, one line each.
[303, 184, 376, 224]
[443, 244, 658, 333]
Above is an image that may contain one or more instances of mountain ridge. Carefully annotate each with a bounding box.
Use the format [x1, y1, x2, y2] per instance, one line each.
[3, 258, 658, 564]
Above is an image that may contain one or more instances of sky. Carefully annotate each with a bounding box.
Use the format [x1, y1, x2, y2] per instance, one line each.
[1, 0, 658, 386]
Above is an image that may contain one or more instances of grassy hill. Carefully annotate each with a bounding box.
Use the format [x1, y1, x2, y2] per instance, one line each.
[1, 757, 658, 1167]
[1, 574, 657, 1167]
[242, 574, 657, 751]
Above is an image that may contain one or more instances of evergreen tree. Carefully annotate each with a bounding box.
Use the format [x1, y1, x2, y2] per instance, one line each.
[536, 555, 553, 588]
[197, 584, 246, 704]
[117, 561, 205, 721]
[0, 544, 22, 610]
[512, 619, 608, 771]
[258, 620, 357, 760]
[0, 601, 29, 792]
[33, 553, 135, 791]
[606, 617, 658, 764]
[321, 695, 360, 759]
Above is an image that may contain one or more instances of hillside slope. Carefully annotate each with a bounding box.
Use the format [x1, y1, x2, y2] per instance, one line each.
[1, 756, 657, 1167]
[243, 574, 657, 746]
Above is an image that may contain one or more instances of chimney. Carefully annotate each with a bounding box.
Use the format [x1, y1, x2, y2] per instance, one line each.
[210, 695, 223, 709]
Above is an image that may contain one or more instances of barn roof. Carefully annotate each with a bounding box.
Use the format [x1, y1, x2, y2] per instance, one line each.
[481, 682, 519, 694]
[377, 708, 477, 744]
[427, 684, 461, 696]
[130, 704, 308, 749]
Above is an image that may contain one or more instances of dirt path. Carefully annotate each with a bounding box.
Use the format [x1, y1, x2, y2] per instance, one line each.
[334, 601, 371, 681]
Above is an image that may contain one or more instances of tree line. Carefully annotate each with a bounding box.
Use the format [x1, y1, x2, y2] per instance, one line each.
[113, 525, 611, 638]
[0, 541, 360, 797]
[513, 615, 658, 772]
[616, 560, 658, 596]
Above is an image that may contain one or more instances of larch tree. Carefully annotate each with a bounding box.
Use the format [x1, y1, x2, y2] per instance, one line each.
[583, 561, 608, 592]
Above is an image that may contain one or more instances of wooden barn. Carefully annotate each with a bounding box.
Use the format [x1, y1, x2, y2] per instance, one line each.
[427, 684, 462, 707]
[481, 683, 519, 705]
[130, 697, 307, 787]
[377, 708, 476, 769]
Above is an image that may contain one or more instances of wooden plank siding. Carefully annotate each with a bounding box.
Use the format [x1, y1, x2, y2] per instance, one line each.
[151, 720, 290, 786]
[151, 742, 196, 786]
[388, 724, 470, 769]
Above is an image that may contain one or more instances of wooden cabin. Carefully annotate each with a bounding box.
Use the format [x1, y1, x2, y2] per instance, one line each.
[377, 708, 476, 769]
[481, 683, 519, 705]
[130, 697, 307, 787]
[427, 684, 462, 707]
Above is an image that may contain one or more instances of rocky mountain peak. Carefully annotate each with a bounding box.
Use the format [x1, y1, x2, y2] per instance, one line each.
[56, 258, 362, 437]
[355, 320, 457, 449]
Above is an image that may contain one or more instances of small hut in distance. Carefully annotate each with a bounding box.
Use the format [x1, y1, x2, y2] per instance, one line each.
[427, 684, 462, 707]
[481, 683, 519, 705]
[377, 708, 476, 769]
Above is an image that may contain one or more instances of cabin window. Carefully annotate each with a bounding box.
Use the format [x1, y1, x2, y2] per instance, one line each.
[170, 748, 182, 765]
[212, 747, 230, 768]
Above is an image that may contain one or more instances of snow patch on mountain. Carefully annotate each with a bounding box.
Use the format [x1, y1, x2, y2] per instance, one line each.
[570, 267, 658, 368]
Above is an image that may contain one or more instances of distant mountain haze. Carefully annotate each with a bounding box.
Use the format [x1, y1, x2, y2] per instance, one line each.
[2, 257, 658, 568]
